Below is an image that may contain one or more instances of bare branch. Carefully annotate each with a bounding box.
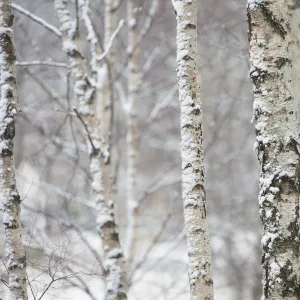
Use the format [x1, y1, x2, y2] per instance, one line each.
[137, 0, 158, 42]
[73, 108, 99, 156]
[148, 84, 177, 122]
[132, 230, 186, 286]
[130, 212, 172, 281]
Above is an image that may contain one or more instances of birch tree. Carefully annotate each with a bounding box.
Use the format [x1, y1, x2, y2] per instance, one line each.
[0, 1, 28, 299]
[247, 1, 300, 298]
[53, 1, 127, 299]
[288, 0, 300, 121]
[124, 0, 159, 266]
[172, 0, 214, 299]
[124, 0, 139, 262]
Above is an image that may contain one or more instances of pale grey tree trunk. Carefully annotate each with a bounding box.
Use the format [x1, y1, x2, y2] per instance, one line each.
[98, 0, 115, 154]
[124, 0, 139, 262]
[172, 1, 214, 299]
[54, 1, 127, 299]
[247, 1, 300, 299]
[0, 1, 28, 299]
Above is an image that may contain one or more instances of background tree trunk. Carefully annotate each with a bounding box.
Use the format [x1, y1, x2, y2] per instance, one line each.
[247, 1, 300, 298]
[172, 0, 214, 299]
[0, 1, 28, 299]
[124, 0, 139, 263]
[54, 1, 127, 299]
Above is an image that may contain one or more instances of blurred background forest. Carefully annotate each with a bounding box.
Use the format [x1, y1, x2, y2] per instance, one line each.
[0, 0, 262, 299]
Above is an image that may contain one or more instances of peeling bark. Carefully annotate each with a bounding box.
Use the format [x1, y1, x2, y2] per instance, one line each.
[0, 1, 28, 299]
[172, 1, 214, 299]
[247, 1, 300, 299]
[54, 1, 127, 299]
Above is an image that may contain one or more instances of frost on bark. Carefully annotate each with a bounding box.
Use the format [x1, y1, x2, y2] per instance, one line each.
[0, 1, 28, 299]
[124, 0, 139, 262]
[54, 1, 127, 299]
[172, 1, 214, 299]
[247, 1, 300, 299]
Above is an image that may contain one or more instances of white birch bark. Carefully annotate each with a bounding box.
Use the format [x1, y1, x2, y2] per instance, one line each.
[78, 0, 116, 208]
[98, 0, 114, 155]
[0, 1, 28, 299]
[288, 0, 300, 126]
[54, 1, 127, 299]
[98, 0, 116, 235]
[247, 1, 300, 298]
[172, 1, 214, 299]
[124, 0, 139, 262]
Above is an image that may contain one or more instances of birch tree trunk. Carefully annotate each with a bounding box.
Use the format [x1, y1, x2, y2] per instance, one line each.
[124, 0, 139, 262]
[97, 0, 117, 242]
[288, 0, 300, 125]
[247, 1, 300, 298]
[0, 1, 28, 299]
[78, 0, 117, 220]
[54, 1, 127, 299]
[98, 0, 115, 155]
[172, 1, 214, 299]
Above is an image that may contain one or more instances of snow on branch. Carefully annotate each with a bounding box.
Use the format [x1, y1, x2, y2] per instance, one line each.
[12, 3, 61, 37]
[78, 0, 98, 72]
[97, 19, 124, 62]
[79, 0, 123, 73]
[17, 61, 68, 68]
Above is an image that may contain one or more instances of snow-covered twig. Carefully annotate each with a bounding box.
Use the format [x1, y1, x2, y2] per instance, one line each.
[97, 19, 124, 62]
[17, 60, 68, 68]
[78, 0, 98, 73]
[79, 0, 123, 72]
[141, 46, 160, 75]
[12, 3, 61, 37]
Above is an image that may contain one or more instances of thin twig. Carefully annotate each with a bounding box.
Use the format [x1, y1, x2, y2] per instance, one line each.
[0, 278, 9, 288]
[130, 212, 172, 280]
[73, 108, 99, 155]
[17, 61, 68, 68]
[148, 84, 177, 122]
